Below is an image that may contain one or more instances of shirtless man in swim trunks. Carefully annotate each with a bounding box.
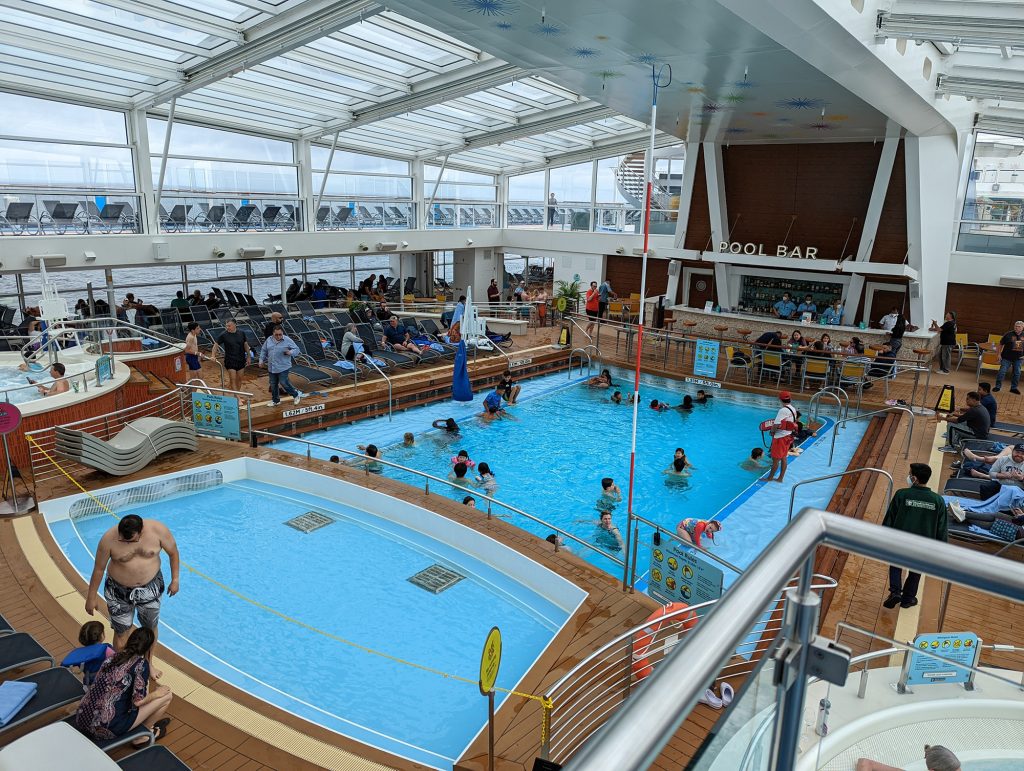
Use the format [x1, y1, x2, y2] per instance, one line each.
[85, 515, 180, 661]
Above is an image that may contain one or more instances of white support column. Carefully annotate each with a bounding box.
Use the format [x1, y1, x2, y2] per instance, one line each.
[854, 131, 900, 262]
[411, 159, 425, 231]
[951, 130, 976, 252]
[843, 274, 865, 326]
[497, 172, 509, 228]
[673, 141, 701, 250]
[714, 262, 732, 310]
[127, 109, 157, 234]
[704, 141, 728, 254]
[905, 133, 959, 326]
[295, 137, 314, 233]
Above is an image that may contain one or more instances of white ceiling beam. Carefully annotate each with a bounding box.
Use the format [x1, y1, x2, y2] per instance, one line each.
[304, 59, 521, 139]
[369, 13, 481, 60]
[134, 0, 381, 109]
[282, 49, 411, 92]
[0, 78, 132, 111]
[418, 103, 617, 158]
[89, 0, 245, 38]
[500, 131, 681, 176]
[945, 52, 1024, 75]
[887, 0, 1024, 23]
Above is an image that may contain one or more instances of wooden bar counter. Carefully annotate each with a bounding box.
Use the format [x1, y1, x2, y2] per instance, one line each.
[665, 305, 938, 353]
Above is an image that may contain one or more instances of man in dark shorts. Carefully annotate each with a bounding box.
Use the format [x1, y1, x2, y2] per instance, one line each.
[183, 321, 203, 377]
[994, 320, 1024, 394]
[85, 514, 180, 659]
[212, 319, 250, 392]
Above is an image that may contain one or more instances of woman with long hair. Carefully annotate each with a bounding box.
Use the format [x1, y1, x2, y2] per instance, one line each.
[74, 627, 173, 743]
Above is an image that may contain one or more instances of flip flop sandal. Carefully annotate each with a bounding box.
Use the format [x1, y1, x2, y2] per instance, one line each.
[152, 717, 171, 741]
[719, 682, 735, 706]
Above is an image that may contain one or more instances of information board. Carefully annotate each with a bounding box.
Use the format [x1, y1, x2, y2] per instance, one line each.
[95, 355, 113, 385]
[648, 539, 723, 612]
[693, 340, 720, 379]
[904, 631, 979, 687]
[191, 393, 241, 440]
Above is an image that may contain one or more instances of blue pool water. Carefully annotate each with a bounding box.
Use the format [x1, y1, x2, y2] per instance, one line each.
[50, 478, 571, 768]
[273, 369, 867, 580]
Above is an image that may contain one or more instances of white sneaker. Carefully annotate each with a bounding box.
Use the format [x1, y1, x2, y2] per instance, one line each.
[293, 392, 304, 405]
[950, 500, 966, 523]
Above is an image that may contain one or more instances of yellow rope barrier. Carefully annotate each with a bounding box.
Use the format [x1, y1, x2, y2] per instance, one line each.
[26, 435, 548, 705]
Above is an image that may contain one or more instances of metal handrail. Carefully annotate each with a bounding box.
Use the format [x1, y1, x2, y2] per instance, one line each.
[809, 389, 843, 424]
[562, 509, 1024, 770]
[566, 316, 600, 356]
[788, 467, 894, 523]
[829, 405, 914, 465]
[358, 355, 392, 421]
[568, 348, 592, 379]
[252, 430, 623, 565]
[177, 381, 255, 439]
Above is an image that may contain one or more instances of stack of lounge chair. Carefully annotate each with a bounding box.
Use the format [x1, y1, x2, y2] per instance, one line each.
[56, 417, 197, 476]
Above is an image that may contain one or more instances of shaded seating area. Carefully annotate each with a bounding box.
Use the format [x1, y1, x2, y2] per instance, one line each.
[55, 417, 197, 476]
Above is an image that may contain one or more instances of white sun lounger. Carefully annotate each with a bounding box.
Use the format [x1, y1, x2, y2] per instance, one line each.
[56, 417, 196, 476]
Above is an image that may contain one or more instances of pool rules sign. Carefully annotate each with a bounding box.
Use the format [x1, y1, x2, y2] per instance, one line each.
[479, 626, 502, 771]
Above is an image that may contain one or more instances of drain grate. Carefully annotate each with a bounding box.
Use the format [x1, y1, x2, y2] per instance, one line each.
[285, 511, 335, 534]
[408, 564, 466, 594]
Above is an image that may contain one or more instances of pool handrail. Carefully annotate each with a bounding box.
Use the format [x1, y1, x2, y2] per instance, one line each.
[561, 509, 1024, 771]
[179, 380, 255, 439]
[627, 511, 744, 579]
[568, 348, 592, 379]
[809, 387, 846, 424]
[787, 466, 894, 523]
[251, 430, 625, 566]
[565, 316, 599, 356]
[357, 355, 392, 421]
[828, 405, 914, 466]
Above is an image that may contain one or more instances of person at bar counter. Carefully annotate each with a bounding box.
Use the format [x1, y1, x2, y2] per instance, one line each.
[773, 292, 797, 319]
[753, 330, 783, 352]
[820, 299, 844, 325]
[796, 294, 817, 318]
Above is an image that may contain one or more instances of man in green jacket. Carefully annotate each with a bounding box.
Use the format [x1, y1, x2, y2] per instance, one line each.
[882, 463, 948, 610]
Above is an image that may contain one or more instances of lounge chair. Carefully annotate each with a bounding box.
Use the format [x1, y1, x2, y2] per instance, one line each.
[56, 417, 197, 476]
[293, 332, 356, 383]
[0, 721, 185, 770]
[0, 633, 54, 676]
[61, 715, 154, 753]
[0, 613, 12, 635]
[0, 668, 85, 737]
[118, 745, 191, 770]
[943, 477, 990, 497]
[355, 324, 415, 368]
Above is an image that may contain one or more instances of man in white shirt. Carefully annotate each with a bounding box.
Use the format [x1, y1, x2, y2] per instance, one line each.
[879, 307, 900, 331]
[765, 391, 799, 484]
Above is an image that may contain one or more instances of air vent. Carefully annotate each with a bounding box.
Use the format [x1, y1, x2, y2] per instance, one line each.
[408, 564, 466, 594]
[999, 275, 1024, 288]
[285, 511, 335, 533]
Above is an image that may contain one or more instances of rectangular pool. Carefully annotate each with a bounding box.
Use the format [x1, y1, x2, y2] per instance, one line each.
[43, 459, 585, 769]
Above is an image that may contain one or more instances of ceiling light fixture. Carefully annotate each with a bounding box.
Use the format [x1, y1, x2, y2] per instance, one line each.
[878, 11, 1024, 49]
[937, 74, 1024, 103]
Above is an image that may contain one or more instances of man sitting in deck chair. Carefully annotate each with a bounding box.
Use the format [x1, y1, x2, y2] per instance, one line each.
[939, 391, 991, 452]
[382, 315, 422, 357]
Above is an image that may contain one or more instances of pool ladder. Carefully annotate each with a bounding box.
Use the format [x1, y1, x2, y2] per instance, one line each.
[568, 348, 593, 379]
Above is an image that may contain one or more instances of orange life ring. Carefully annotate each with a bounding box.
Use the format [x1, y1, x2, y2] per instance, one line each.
[631, 602, 698, 681]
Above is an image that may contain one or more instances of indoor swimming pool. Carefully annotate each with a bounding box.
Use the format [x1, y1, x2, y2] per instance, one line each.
[272, 369, 869, 579]
[43, 459, 584, 769]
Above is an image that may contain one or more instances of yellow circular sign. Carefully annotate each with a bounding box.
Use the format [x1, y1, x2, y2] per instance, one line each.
[479, 626, 502, 695]
[556, 297, 567, 312]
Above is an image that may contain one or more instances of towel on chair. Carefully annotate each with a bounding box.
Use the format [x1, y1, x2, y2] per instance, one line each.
[0, 680, 37, 726]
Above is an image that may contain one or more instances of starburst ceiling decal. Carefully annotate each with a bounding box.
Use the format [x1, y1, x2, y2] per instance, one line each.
[726, 127, 750, 134]
[531, 21, 566, 36]
[571, 47, 600, 59]
[495, 20, 513, 30]
[632, 52, 659, 66]
[453, 0, 519, 16]
[722, 93, 748, 103]
[776, 97, 829, 110]
[702, 103, 725, 113]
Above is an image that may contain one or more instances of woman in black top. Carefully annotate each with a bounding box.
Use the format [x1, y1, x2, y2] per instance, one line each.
[888, 313, 907, 356]
[929, 311, 957, 374]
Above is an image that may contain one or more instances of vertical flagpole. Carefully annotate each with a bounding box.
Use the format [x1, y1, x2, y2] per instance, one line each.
[622, 64, 671, 592]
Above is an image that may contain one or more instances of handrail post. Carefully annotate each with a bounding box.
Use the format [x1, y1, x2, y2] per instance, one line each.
[789, 468, 894, 524]
[629, 524, 639, 593]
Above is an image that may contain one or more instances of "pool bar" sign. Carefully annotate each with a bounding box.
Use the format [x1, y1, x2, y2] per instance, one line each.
[719, 242, 819, 259]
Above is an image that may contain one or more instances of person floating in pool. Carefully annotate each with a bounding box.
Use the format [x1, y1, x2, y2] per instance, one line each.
[474, 462, 498, 495]
[597, 477, 622, 512]
[610, 390, 622, 404]
[650, 399, 670, 411]
[449, 461, 472, 488]
[695, 389, 714, 404]
[403, 432, 415, 447]
[578, 511, 624, 552]
[450, 449, 475, 469]
[482, 386, 507, 420]
[676, 518, 722, 549]
[432, 417, 460, 434]
[664, 448, 694, 477]
[588, 369, 613, 389]
[674, 395, 694, 412]
[740, 448, 770, 472]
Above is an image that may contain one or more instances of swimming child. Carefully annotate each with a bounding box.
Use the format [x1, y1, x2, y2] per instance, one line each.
[675, 395, 694, 411]
[462, 495, 476, 508]
[449, 462, 471, 487]
[403, 432, 415, 446]
[350, 444, 383, 472]
[474, 461, 498, 494]
[610, 390, 622, 404]
[451, 449, 475, 469]
[740, 447, 770, 472]
[650, 399, 670, 411]
[588, 369, 613, 388]
[663, 457, 691, 477]
[676, 518, 722, 548]
[695, 389, 714, 404]
[432, 417, 460, 433]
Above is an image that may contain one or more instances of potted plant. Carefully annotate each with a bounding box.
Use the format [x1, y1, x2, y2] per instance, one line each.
[554, 279, 581, 315]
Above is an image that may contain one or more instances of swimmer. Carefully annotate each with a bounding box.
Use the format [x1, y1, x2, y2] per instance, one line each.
[600, 477, 622, 502]
[672, 448, 695, 471]
[546, 533, 570, 552]
[676, 518, 722, 548]
[663, 457, 691, 477]
[329, 455, 340, 463]
[349, 444, 383, 472]
[596, 511, 625, 551]
[587, 369, 613, 389]
[449, 462, 471, 486]
[740, 447, 770, 472]
[462, 496, 476, 508]
[403, 432, 415, 447]
[695, 389, 714, 404]
[356, 443, 384, 456]
[432, 417, 460, 433]
[674, 395, 694, 412]
[451, 449, 475, 469]
[610, 390, 622, 404]
[650, 399, 670, 411]
[474, 462, 498, 494]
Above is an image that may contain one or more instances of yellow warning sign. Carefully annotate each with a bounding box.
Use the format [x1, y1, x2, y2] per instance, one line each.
[935, 384, 955, 414]
[479, 626, 502, 695]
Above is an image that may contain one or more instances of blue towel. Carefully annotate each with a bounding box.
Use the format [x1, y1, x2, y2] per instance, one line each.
[0, 681, 37, 726]
[968, 524, 990, 535]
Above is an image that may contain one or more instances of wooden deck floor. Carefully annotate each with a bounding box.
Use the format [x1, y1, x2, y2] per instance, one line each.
[3, 437, 658, 771]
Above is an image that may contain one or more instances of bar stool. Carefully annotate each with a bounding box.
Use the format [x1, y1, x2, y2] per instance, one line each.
[737, 328, 753, 341]
[713, 324, 729, 341]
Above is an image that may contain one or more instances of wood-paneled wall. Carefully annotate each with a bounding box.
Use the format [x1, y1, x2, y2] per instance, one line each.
[605, 255, 670, 298]
[128, 352, 187, 383]
[946, 283, 1024, 342]
[682, 142, 908, 264]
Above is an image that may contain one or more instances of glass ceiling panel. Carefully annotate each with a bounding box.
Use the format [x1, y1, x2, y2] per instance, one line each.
[37, 0, 225, 47]
[0, 45, 159, 84]
[351, 21, 464, 66]
[307, 38, 424, 78]
[165, 0, 258, 23]
[263, 57, 393, 96]
[496, 80, 565, 105]
[5, 8, 188, 61]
